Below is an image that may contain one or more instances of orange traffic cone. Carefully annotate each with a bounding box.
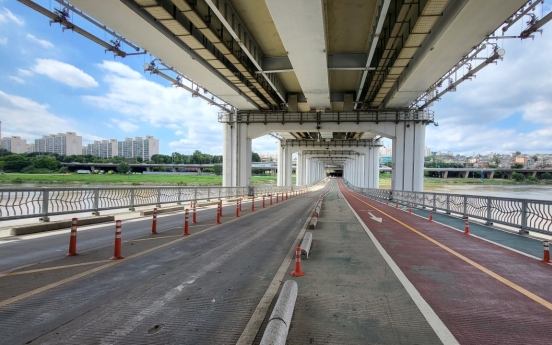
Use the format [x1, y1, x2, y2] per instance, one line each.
[110, 220, 125, 260]
[290, 246, 305, 277]
[67, 218, 78, 256]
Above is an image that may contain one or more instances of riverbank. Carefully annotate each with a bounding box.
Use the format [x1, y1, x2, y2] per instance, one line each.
[0, 172, 548, 187]
[0, 173, 277, 186]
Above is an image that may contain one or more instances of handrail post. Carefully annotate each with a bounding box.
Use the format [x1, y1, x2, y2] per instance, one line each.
[194, 187, 198, 202]
[207, 187, 211, 201]
[432, 194, 436, 211]
[41, 189, 50, 222]
[485, 197, 493, 225]
[520, 200, 529, 234]
[156, 188, 161, 207]
[462, 197, 468, 219]
[93, 189, 100, 215]
[446, 195, 451, 214]
[177, 188, 182, 205]
[129, 189, 135, 211]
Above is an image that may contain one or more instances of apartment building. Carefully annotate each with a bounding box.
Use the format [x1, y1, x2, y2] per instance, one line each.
[83, 139, 118, 158]
[1, 136, 27, 154]
[35, 132, 82, 156]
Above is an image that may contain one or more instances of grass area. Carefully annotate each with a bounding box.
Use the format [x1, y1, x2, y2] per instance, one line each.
[0, 173, 280, 186]
[0, 172, 547, 187]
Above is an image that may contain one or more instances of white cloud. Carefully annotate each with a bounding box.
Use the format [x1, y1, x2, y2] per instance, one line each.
[84, 60, 223, 153]
[0, 90, 95, 142]
[428, 29, 552, 154]
[110, 118, 139, 132]
[0, 8, 24, 26]
[18, 68, 32, 77]
[31, 59, 98, 88]
[26, 34, 54, 48]
[0, 36, 6, 45]
[8, 76, 24, 84]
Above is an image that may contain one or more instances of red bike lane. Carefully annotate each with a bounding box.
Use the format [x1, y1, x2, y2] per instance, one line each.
[338, 180, 552, 345]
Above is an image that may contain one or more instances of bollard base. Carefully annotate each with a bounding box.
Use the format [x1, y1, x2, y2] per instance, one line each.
[290, 270, 305, 277]
[109, 255, 125, 260]
[66, 253, 78, 257]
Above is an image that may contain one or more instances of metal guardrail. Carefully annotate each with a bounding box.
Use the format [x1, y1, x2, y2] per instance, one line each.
[343, 180, 552, 235]
[0, 185, 307, 221]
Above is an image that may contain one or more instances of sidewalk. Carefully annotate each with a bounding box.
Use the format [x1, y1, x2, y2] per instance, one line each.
[259, 180, 445, 344]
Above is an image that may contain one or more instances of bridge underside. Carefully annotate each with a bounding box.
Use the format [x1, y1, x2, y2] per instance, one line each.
[46, 0, 529, 190]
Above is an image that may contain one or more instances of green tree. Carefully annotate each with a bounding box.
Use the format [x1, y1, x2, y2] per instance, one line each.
[33, 157, 59, 171]
[511, 172, 525, 182]
[1, 155, 31, 172]
[117, 162, 131, 174]
[213, 164, 223, 175]
[252, 152, 261, 162]
[511, 163, 524, 169]
[532, 155, 538, 162]
[515, 151, 521, 156]
[542, 172, 552, 180]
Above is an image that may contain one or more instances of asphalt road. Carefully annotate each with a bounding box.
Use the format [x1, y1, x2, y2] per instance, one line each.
[0, 191, 323, 345]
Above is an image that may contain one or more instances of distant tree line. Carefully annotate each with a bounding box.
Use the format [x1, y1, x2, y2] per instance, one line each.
[0, 149, 263, 174]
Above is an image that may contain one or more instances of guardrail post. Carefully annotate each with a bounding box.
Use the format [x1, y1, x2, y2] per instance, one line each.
[156, 189, 161, 207]
[446, 195, 451, 214]
[485, 197, 493, 225]
[129, 189, 135, 211]
[207, 187, 211, 201]
[432, 194, 436, 211]
[520, 200, 529, 235]
[93, 189, 100, 216]
[194, 187, 198, 201]
[462, 197, 468, 219]
[177, 188, 182, 205]
[40, 189, 50, 222]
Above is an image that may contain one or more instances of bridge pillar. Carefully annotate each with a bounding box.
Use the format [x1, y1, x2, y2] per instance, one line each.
[90, 165, 95, 173]
[362, 147, 379, 188]
[296, 151, 306, 186]
[222, 122, 251, 187]
[392, 122, 426, 191]
[284, 143, 293, 186]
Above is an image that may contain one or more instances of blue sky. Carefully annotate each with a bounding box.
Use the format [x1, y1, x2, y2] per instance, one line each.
[1, 0, 552, 156]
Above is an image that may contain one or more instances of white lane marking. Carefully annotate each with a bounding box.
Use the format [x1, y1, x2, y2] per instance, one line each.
[340, 188, 459, 345]
[368, 212, 382, 223]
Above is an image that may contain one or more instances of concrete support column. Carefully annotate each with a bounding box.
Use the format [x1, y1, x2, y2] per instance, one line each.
[277, 141, 285, 186]
[284, 144, 293, 186]
[392, 122, 426, 191]
[222, 123, 234, 187]
[296, 152, 303, 186]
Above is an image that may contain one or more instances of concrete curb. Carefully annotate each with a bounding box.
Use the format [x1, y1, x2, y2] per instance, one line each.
[300, 232, 313, 258]
[140, 206, 184, 216]
[10, 215, 115, 236]
[260, 280, 298, 345]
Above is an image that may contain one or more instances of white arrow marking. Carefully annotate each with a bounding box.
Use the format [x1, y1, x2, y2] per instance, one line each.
[368, 212, 382, 223]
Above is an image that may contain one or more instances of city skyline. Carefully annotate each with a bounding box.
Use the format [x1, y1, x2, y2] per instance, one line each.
[1, 1, 552, 156]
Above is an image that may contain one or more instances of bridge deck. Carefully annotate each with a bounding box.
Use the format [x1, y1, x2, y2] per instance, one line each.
[0, 180, 551, 344]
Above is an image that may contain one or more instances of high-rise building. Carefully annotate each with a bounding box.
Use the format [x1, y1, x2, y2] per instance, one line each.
[27, 143, 36, 153]
[115, 136, 159, 160]
[1, 136, 27, 154]
[83, 139, 118, 158]
[35, 132, 82, 156]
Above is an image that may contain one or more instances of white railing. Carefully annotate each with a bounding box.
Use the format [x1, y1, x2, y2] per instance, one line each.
[343, 180, 552, 235]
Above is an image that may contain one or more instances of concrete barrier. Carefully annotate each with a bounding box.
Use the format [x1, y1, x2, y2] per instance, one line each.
[300, 232, 313, 258]
[140, 206, 184, 216]
[10, 215, 115, 236]
[260, 280, 298, 345]
[308, 217, 318, 229]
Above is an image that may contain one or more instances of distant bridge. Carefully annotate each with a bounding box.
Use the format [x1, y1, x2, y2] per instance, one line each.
[62, 163, 552, 179]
